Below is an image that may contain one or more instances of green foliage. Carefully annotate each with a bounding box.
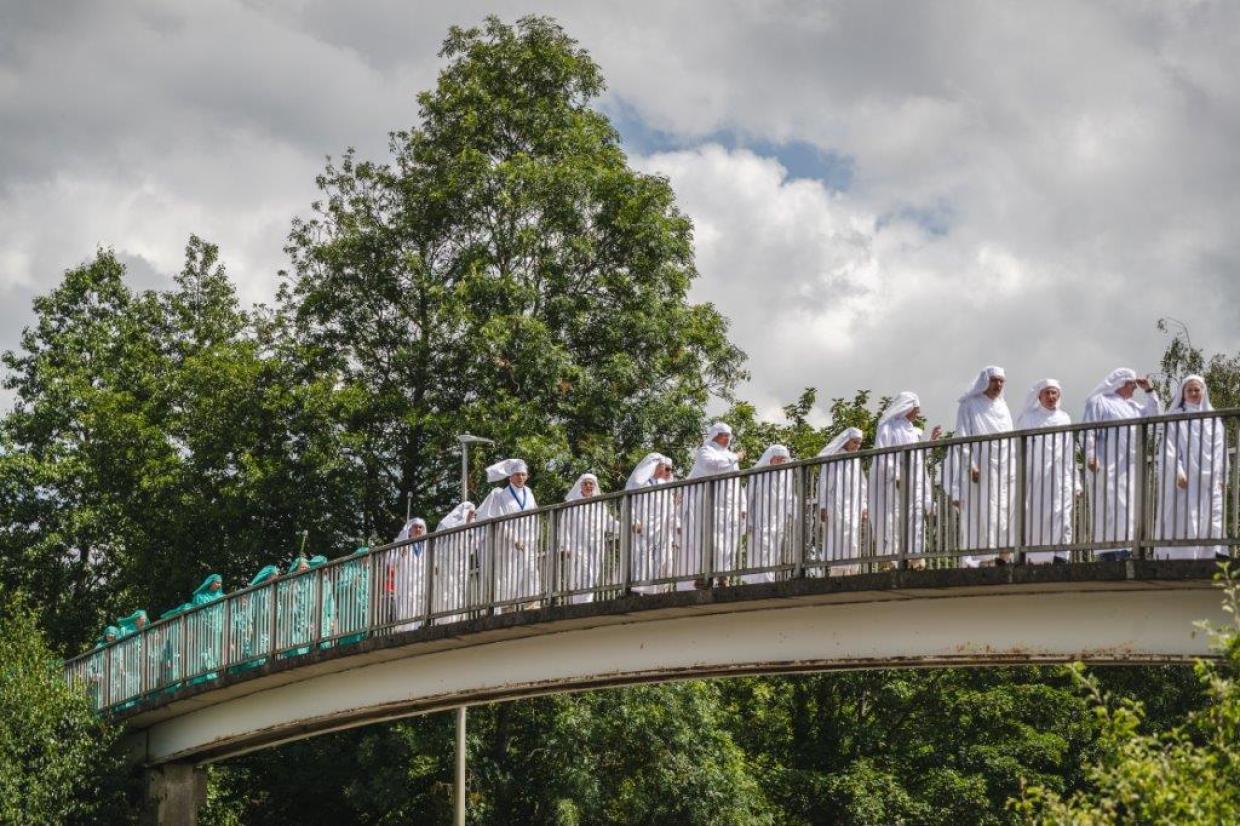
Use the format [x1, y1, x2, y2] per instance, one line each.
[720, 668, 1098, 825]
[1156, 318, 1240, 407]
[279, 14, 745, 529]
[0, 244, 343, 650]
[1015, 571, 1240, 823]
[722, 388, 878, 467]
[0, 590, 130, 824]
[204, 684, 773, 825]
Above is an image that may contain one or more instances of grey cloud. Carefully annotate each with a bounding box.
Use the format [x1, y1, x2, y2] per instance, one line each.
[0, 0, 1236, 428]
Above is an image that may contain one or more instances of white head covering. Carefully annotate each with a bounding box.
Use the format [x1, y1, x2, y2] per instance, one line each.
[754, 444, 791, 467]
[436, 501, 475, 532]
[485, 458, 529, 483]
[1020, 378, 1061, 417]
[818, 427, 864, 457]
[625, 452, 674, 490]
[958, 365, 1006, 403]
[394, 517, 428, 541]
[878, 392, 920, 427]
[1087, 368, 1137, 401]
[703, 421, 733, 446]
[1170, 374, 1211, 412]
[566, 472, 600, 501]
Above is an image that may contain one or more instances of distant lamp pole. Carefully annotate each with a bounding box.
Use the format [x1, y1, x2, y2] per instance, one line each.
[457, 434, 495, 502]
[453, 433, 493, 826]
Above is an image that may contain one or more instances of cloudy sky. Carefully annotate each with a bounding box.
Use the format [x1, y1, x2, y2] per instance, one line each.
[2, 1, 1237, 425]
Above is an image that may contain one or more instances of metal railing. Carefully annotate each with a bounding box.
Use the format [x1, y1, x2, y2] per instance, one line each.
[64, 409, 1240, 711]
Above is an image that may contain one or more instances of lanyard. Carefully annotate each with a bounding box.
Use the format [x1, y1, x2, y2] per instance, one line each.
[507, 484, 528, 510]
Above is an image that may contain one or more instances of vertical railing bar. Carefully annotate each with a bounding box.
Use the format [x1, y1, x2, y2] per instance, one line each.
[793, 463, 806, 579]
[1014, 433, 1026, 564]
[1136, 422, 1150, 558]
[619, 492, 632, 594]
[312, 566, 324, 645]
[702, 480, 716, 586]
[546, 510, 558, 606]
[899, 451, 911, 569]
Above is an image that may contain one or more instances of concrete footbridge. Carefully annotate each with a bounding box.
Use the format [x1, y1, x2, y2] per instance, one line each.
[61, 411, 1237, 819]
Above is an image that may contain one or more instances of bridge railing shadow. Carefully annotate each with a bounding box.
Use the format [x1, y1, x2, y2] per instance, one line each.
[65, 409, 1240, 711]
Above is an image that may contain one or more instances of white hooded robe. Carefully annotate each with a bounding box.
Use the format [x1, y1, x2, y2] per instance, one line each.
[476, 459, 541, 605]
[744, 445, 796, 584]
[677, 423, 745, 589]
[1155, 376, 1226, 560]
[1016, 379, 1080, 562]
[1081, 368, 1161, 551]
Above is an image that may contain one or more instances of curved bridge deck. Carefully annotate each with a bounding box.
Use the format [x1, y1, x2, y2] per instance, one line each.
[119, 560, 1222, 765]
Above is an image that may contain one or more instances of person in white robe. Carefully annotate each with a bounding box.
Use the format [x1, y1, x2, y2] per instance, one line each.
[816, 427, 868, 576]
[626, 452, 678, 594]
[1017, 379, 1081, 564]
[678, 422, 746, 589]
[744, 444, 796, 584]
[559, 473, 620, 603]
[476, 458, 541, 606]
[950, 366, 1016, 567]
[1155, 375, 1227, 560]
[433, 501, 477, 621]
[385, 517, 427, 631]
[1081, 367, 1162, 559]
[869, 393, 941, 568]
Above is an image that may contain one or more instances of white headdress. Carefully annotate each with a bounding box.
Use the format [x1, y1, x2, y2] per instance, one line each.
[958, 365, 1006, 403]
[395, 517, 427, 541]
[702, 421, 733, 446]
[625, 452, 674, 490]
[1086, 367, 1136, 401]
[485, 458, 529, 483]
[1170, 374, 1211, 412]
[566, 472, 600, 501]
[436, 501, 476, 532]
[754, 444, 791, 467]
[878, 392, 920, 427]
[818, 427, 864, 457]
[1019, 378, 1062, 422]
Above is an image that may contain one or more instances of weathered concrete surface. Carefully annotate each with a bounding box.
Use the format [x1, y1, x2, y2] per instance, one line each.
[118, 561, 1226, 766]
[141, 762, 206, 826]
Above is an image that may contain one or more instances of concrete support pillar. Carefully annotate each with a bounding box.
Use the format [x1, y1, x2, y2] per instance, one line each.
[142, 762, 206, 826]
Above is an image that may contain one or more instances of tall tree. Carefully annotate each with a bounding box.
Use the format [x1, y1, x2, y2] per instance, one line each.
[280, 15, 745, 537]
[0, 589, 131, 824]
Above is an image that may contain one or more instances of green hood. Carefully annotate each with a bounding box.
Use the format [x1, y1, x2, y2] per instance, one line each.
[192, 574, 224, 605]
[248, 564, 281, 587]
[286, 556, 311, 575]
[117, 610, 149, 637]
[308, 555, 328, 568]
[353, 546, 369, 556]
[95, 626, 120, 648]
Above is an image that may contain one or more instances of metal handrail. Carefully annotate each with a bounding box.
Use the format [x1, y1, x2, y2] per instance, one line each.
[64, 408, 1240, 710]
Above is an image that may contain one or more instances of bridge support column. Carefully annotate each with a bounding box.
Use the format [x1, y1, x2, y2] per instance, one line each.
[142, 762, 206, 826]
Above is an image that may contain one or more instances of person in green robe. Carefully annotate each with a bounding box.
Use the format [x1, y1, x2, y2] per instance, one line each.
[305, 555, 334, 650]
[186, 573, 224, 685]
[114, 610, 149, 710]
[85, 626, 119, 710]
[278, 556, 318, 658]
[333, 547, 371, 647]
[157, 602, 191, 694]
[229, 565, 280, 673]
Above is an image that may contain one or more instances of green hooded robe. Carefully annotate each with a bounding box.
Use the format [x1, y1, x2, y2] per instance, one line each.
[228, 565, 280, 673]
[186, 573, 224, 686]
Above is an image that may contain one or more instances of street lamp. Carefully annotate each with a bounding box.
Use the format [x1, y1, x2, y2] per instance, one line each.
[457, 433, 495, 502]
[453, 432, 493, 826]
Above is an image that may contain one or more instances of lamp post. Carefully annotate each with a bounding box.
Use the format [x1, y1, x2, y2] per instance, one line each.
[454, 433, 493, 826]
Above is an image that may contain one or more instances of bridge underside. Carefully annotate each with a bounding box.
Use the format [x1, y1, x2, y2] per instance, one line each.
[122, 561, 1225, 766]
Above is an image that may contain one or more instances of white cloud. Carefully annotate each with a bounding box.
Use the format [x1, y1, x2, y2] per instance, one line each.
[0, 0, 1237, 426]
